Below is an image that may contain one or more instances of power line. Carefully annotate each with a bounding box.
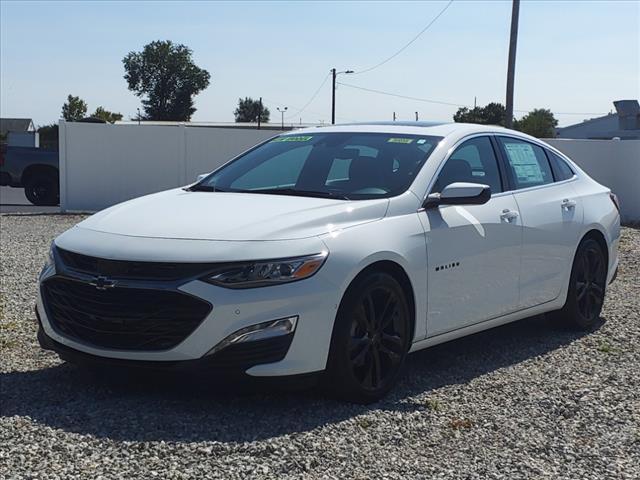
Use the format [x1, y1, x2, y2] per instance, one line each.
[337, 81, 467, 107]
[352, 0, 454, 75]
[261, 96, 355, 123]
[283, 73, 331, 119]
[337, 81, 608, 116]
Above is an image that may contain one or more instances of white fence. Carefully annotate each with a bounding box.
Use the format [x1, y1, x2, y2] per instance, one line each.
[545, 139, 640, 223]
[59, 122, 276, 212]
[59, 122, 640, 221]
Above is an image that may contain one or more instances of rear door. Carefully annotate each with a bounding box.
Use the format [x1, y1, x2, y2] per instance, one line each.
[424, 135, 522, 336]
[495, 136, 584, 309]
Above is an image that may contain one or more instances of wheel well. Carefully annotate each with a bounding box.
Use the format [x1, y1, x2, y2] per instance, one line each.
[21, 165, 59, 185]
[582, 229, 609, 271]
[347, 260, 417, 340]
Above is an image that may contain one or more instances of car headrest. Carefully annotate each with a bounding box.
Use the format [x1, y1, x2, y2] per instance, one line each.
[349, 156, 385, 186]
[441, 159, 473, 183]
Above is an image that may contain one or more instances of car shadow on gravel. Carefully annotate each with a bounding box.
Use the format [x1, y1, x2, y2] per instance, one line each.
[1, 314, 603, 443]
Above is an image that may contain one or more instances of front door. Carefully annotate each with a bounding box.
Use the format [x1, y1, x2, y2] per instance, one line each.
[423, 136, 522, 336]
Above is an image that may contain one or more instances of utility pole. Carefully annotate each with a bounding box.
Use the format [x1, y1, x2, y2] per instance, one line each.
[505, 0, 520, 128]
[277, 106, 288, 130]
[331, 68, 336, 125]
[257, 97, 262, 130]
[331, 68, 354, 124]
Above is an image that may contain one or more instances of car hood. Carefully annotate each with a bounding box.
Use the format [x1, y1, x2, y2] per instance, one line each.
[77, 188, 389, 241]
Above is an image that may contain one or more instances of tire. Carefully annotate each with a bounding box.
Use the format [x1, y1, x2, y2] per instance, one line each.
[24, 172, 59, 206]
[552, 237, 607, 330]
[324, 272, 412, 404]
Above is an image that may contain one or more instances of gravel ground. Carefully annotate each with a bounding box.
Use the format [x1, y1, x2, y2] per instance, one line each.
[1, 214, 638, 480]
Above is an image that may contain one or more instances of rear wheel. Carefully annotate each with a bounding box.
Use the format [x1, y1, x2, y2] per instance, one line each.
[324, 272, 411, 404]
[553, 238, 607, 329]
[24, 172, 59, 206]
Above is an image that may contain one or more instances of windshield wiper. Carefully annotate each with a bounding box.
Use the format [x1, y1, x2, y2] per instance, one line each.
[186, 184, 227, 192]
[249, 188, 350, 200]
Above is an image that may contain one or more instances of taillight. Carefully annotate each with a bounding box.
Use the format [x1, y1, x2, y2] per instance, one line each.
[609, 193, 620, 214]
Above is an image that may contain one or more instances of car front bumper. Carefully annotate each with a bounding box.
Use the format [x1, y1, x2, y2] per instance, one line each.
[37, 250, 341, 378]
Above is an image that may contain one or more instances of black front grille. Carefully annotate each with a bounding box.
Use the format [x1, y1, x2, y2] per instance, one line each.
[42, 277, 212, 351]
[56, 248, 216, 281]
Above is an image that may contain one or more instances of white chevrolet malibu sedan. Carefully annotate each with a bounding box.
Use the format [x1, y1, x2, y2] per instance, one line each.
[37, 122, 620, 403]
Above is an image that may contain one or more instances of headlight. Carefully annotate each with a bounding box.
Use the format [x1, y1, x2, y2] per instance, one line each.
[44, 242, 55, 268]
[40, 242, 56, 279]
[202, 252, 328, 288]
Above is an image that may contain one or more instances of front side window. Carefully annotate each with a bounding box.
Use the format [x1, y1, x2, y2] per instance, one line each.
[432, 136, 502, 194]
[498, 137, 554, 189]
[198, 133, 441, 200]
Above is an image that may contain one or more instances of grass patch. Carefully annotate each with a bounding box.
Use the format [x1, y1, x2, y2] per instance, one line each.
[425, 398, 443, 412]
[597, 341, 619, 354]
[356, 417, 375, 429]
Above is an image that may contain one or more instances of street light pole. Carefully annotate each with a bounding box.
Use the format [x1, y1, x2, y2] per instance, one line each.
[505, 0, 520, 128]
[277, 106, 288, 130]
[331, 68, 354, 124]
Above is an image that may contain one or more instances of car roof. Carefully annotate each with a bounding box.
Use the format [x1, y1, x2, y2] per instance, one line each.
[288, 122, 511, 138]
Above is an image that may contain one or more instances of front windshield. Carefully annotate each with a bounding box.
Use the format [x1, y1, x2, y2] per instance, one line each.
[196, 132, 442, 200]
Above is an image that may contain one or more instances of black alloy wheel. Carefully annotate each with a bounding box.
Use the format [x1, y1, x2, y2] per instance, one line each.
[552, 237, 607, 330]
[325, 272, 411, 403]
[575, 241, 606, 322]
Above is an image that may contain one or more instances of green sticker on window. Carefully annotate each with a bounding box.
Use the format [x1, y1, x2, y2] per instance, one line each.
[387, 137, 414, 144]
[272, 135, 313, 142]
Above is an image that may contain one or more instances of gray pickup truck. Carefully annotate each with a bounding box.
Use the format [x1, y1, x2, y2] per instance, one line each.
[0, 145, 59, 206]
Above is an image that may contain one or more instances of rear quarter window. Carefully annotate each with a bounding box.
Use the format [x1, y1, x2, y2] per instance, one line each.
[546, 150, 575, 181]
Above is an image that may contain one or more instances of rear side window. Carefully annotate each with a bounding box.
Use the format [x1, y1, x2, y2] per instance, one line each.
[433, 136, 503, 194]
[497, 137, 554, 189]
[546, 150, 575, 181]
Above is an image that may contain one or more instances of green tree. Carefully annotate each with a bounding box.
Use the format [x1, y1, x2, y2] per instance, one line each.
[37, 124, 59, 150]
[92, 106, 123, 123]
[61, 94, 88, 121]
[514, 109, 558, 138]
[122, 40, 211, 121]
[234, 97, 270, 123]
[453, 102, 507, 126]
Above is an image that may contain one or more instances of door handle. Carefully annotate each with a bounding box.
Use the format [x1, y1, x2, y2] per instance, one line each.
[500, 209, 519, 222]
[562, 198, 577, 210]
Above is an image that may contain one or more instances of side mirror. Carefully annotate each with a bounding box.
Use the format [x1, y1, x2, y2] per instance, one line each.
[196, 173, 209, 183]
[423, 182, 491, 209]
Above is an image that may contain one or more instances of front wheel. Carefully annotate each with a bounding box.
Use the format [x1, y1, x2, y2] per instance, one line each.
[552, 238, 607, 329]
[324, 272, 412, 404]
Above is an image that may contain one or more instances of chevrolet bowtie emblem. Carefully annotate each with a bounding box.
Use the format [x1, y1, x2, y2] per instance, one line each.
[89, 275, 118, 290]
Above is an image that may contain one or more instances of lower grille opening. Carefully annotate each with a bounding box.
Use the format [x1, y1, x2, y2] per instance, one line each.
[42, 277, 212, 351]
[207, 334, 294, 371]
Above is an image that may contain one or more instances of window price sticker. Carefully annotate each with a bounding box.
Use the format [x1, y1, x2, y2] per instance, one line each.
[505, 143, 544, 183]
